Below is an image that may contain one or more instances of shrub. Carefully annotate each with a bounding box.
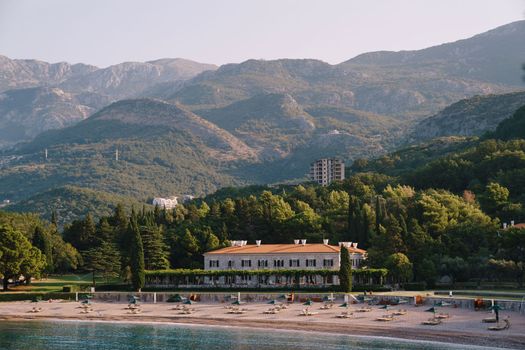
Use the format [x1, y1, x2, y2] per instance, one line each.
[62, 285, 79, 292]
[403, 282, 427, 291]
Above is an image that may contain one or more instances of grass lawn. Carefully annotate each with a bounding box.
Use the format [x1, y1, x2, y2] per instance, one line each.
[7, 274, 122, 293]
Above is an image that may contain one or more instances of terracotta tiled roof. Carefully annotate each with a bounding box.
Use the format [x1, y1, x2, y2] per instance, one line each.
[512, 223, 525, 229]
[204, 243, 366, 255]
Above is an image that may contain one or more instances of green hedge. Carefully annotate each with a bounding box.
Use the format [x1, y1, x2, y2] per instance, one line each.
[403, 282, 427, 291]
[145, 268, 388, 279]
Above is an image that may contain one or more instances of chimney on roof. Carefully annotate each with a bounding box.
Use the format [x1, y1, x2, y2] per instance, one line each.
[301, 239, 307, 245]
[256, 240, 261, 247]
[503, 223, 508, 229]
[294, 239, 300, 245]
[352, 243, 358, 248]
[323, 239, 329, 245]
[511, 220, 515, 227]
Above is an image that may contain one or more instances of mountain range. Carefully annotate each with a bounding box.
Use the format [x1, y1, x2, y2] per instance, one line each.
[0, 20, 524, 218]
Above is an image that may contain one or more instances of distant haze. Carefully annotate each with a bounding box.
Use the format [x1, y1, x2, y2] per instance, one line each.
[0, 0, 524, 67]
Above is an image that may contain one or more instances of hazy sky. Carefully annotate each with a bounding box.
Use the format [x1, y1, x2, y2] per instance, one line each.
[1, 0, 524, 67]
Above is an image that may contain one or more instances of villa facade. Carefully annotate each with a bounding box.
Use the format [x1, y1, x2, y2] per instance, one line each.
[201, 239, 366, 287]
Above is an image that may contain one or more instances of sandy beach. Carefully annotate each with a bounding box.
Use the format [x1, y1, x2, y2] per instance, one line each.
[1, 300, 524, 349]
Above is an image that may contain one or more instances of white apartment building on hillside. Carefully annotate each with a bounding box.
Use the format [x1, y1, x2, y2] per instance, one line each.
[310, 158, 345, 185]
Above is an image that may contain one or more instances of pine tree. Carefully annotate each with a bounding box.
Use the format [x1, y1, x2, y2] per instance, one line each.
[97, 217, 115, 244]
[129, 215, 145, 291]
[82, 213, 98, 248]
[338, 245, 353, 292]
[111, 204, 129, 265]
[141, 223, 169, 270]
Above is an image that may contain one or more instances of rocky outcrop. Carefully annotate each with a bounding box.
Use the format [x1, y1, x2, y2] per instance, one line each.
[410, 91, 525, 142]
[0, 87, 111, 148]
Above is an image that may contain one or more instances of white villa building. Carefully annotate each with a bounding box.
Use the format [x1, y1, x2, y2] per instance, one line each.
[201, 239, 366, 287]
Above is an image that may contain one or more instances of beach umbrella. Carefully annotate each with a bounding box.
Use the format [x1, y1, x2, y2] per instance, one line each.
[267, 300, 278, 305]
[170, 294, 187, 303]
[303, 300, 314, 306]
[490, 304, 503, 323]
[183, 299, 195, 305]
[231, 300, 243, 305]
[128, 296, 140, 304]
[339, 302, 349, 308]
[435, 301, 452, 307]
[425, 307, 437, 315]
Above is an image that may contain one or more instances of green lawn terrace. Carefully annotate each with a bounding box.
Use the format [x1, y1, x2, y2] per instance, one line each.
[0, 274, 120, 294]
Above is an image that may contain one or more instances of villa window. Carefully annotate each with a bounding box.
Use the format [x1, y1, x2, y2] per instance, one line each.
[257, 260, 269, 268]
[241, 259, 252, 267]
[306, 259, 317, 267]
[323, 259, 334, 267]
[228, 260, 235, 268]
[273, 259, 284, 268]
[289, 259, 300, 267]
[209, 260, 219, 268]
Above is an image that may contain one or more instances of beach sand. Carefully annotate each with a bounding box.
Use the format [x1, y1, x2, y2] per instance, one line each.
[1, 300, 524, 349]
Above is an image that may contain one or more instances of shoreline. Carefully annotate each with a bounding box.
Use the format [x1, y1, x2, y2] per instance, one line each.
[1, 313, 523, 349]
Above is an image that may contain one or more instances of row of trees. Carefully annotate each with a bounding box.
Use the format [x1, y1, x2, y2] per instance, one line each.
[0, 212, 81, 291]
[55, 171, 525, 289]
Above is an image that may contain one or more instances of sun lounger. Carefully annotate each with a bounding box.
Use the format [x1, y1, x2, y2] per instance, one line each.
[375, 314, 395, 321]
[336, 312, 353, 319]
[435, 313, 450, 319]
[488, 319, 511, 331]
[263, 309, 279, 314]
[392, 309, 407, 316]
[355, 307, 372, 312]
[482, 317, 497, 323]
[299, 309, 318, 316]
[422, 318, 442, 325]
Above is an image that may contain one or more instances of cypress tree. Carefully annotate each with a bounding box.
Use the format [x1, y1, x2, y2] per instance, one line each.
[338, 245, 353, 292]
[32, 226, 53, 274]
[50, 211, 58, 228]
[348, 195, 361, 242]
[375, 196, 384, 234]
[129, 215, 145, 291]
[360, 204, 373, 249]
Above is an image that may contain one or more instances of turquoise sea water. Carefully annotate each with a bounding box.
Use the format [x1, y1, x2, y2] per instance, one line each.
[0, 321, 502, 350]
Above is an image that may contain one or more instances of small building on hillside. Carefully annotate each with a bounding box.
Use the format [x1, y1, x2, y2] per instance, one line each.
[152, 196, 178, 209]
